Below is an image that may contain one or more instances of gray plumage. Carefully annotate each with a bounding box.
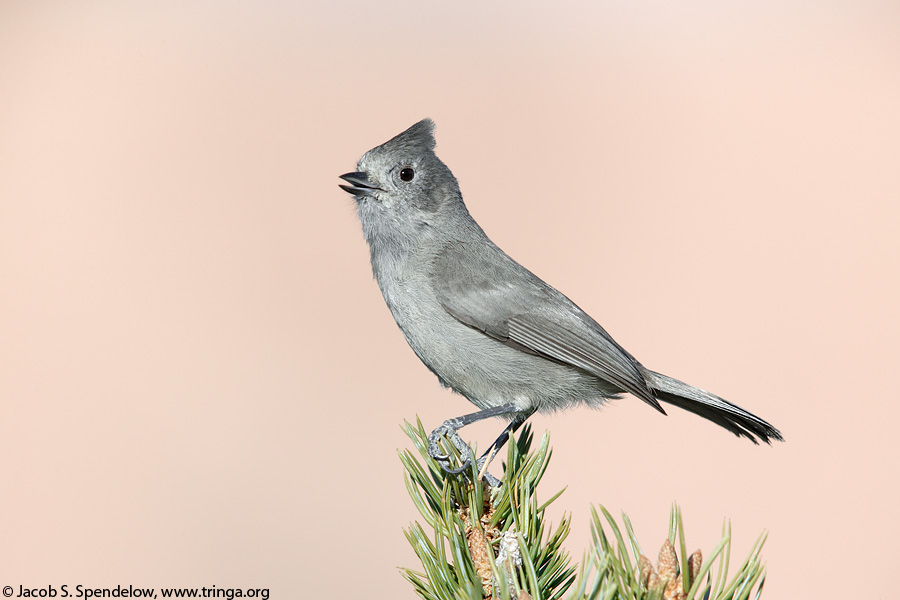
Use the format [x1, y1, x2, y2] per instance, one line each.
[340, 119, 782, 449]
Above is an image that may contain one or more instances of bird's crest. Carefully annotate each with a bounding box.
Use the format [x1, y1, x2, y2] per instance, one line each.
[380, 118, 436, 153]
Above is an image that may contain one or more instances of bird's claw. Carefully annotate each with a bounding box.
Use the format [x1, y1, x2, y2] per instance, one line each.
[428, 418, 475, 475]
[427, 417, 503, 487]
[441, 456, 474, 475]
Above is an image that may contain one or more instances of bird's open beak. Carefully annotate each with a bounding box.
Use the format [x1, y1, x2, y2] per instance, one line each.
[339, 172, 381, 197]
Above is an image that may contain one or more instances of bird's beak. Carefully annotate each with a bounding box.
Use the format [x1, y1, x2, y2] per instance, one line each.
[339, 172, 381, 197]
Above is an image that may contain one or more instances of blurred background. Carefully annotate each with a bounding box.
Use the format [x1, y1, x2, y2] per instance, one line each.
[1, 1, 898, 597]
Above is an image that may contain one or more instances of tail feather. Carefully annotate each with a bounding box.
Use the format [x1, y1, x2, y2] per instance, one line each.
[642, 369, 784, 445]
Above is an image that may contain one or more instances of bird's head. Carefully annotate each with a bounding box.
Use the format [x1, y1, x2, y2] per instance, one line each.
[339, 119, 462, 237]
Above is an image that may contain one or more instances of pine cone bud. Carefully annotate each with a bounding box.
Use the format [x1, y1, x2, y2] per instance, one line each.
[658, 540, 678, 582]
[461, 509, 494, 593]
[688, 549, 703, 587]
[639, 555, 654, 588]
[663, 573, 685, 600]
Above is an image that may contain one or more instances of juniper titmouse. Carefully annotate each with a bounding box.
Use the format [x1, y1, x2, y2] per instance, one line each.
[339, 119, 782, 475]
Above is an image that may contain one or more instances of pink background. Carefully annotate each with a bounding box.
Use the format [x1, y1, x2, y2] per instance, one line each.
[2, 1, 898, 598]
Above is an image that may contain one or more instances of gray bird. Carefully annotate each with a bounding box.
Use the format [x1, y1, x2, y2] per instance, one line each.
[339, 119, 782, 476]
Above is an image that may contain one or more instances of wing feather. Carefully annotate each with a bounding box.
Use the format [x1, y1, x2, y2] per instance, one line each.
[432, 241, 663, 412]
[508, 317, 663, 411]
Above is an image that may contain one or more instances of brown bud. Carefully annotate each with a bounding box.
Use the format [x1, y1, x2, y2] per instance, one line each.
[663, 573, 685, 600]
[639, 555, 654, 587]
[658, 540, 678, 582]
[460, 509, 493, 594]
[688, 550, 702, 586]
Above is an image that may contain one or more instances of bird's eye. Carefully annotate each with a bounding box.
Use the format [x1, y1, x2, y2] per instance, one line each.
[399, 168, 415, 182]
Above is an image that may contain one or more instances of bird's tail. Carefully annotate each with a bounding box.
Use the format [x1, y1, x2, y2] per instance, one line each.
[642, 369, 784, 444]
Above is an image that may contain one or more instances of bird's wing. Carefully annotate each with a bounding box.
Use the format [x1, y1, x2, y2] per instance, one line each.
[431, 241, 664, 412]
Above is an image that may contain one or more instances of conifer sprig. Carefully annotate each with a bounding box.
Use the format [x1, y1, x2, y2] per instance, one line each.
[399, 418, 768, 600]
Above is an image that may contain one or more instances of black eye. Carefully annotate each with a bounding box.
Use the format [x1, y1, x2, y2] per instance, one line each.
[399, 168, 415, 182]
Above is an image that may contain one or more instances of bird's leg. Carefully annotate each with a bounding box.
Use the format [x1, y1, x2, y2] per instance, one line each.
[474, 410, 534, 481]
[428, 403, 521, 476]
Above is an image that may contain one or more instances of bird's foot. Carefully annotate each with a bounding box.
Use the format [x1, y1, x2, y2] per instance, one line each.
[428, 420, 503, 487]
[428, 418, 474, 474]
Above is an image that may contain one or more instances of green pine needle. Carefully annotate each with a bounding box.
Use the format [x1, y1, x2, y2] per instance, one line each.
[399, 418, 769, 600]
